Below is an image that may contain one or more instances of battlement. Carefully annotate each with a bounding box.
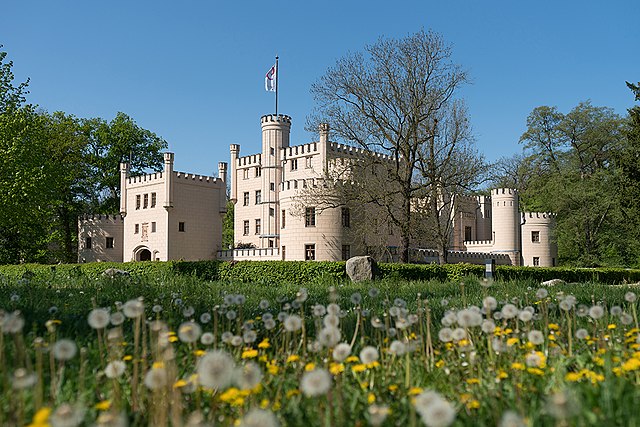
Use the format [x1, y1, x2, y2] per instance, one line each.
[328, 142, 393, 162]
[492, 188, 517, 196]
[282, 142, 319, 158]
[230, 144, 241, 156]
[237, 153, 262, 167]
[79, 214, 124, 223]
[173, 171, 222, 186]
[454, 194, 480, 206]
[127, 172, 164, 185]
[448, 250, 511, 260]
[464, 239, 494, 246]
[523, 212, 556, 219]
[261, 114, 292, 125]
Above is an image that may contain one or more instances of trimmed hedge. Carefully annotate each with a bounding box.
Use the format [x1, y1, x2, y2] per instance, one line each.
[2, 260, 640, 285]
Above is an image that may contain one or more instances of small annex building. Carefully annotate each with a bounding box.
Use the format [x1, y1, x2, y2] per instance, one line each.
[78, 153, 228, 262]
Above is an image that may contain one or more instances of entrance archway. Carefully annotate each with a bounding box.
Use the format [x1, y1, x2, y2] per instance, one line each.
[133, 246, 152, 261]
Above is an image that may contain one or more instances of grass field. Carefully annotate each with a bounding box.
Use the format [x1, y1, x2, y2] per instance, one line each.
[1, 270, 640, 426]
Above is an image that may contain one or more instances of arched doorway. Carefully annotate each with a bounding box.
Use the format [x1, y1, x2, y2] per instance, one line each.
[139, 249, 151, 261]
[133, 246, 152, 261]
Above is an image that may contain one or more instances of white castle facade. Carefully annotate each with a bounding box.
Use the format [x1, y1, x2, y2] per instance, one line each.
[78, 114, 557, 267]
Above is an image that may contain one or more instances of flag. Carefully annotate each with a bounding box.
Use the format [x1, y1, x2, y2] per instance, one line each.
[265, 63, 277, 92]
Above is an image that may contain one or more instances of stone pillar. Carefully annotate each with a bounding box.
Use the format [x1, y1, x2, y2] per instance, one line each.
[230, 144, 240, 203]
[163, 152, 174, 209]
[119, 162, 129, 216]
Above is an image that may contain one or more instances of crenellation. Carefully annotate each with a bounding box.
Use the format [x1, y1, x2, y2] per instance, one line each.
[127, 172, 164, 186]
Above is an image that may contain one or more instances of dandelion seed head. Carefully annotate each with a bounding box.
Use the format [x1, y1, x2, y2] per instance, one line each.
[332, 343, 351, 362]
[53, 339, 77, 361]
[481, 320, 496, 334]
[501, 304, 519, 319]
[418, 397, 456, 427]
[284, 315, 302, 332]
[238, 408, 279, 427]
[528, 330, 544, 345]
[451, 328, 467, 342]
[49, 403, 85, 427]
[438, 328, 453, 343]
[498, 410, 526, 427]
[144, 366, 168, 390]
[368, 288, 380, 298]
[259, 299, 270, 310]
[197, 350, 235, 389]
[105, 360, 127, 379]
[575, 328, 589, 340]
[318, 326, 342, 348]
[359, 346, 379, 364]
[621, 313, 633, 325]
[625, 292, 637, 303]
[518, 310, 533, 322]
[12, 368, 37, 390]
[327, 303, 340, 315]
[323, 314, 340, 328]
[110, 311, 125, 326]
[588, 305, 604, 320]
[3, 311, 25, 334]
[122, 299, 144, 318]
[226, 310, 237, 320]
[230, 335, 243, 347]
[178, 321, 202, 343]
[483, 296, 498, 311]
[264, 318, 276, 330]
[610, 306, 622, 316]
[389, 340, 406, 356]
[200, 312, 211, 324]
[235, 361, 263, 390]
[300, 368, 332, 397]
[350, 292, 362, 305]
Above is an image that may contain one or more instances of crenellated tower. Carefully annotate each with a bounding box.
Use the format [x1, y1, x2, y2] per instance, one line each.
[490, 188, 521, 266]
[521, 212, 557, 267]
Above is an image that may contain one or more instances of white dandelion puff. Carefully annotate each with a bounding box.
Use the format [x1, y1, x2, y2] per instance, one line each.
[197, 350, 235, 389]
[300, 368, 332, 397]
[359, 346, 379, 365]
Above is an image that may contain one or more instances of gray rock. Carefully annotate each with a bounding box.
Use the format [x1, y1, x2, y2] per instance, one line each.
[346, 256, 377, 282]
[102, 268, 130, 278]
[541, 278, 565, 287]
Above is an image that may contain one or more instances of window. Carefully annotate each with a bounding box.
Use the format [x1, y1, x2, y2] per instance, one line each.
[465, 226, 472, 242]
[531, 231, 540, 243]
[151, 192, 156, 208]
[290, 158, 298, 171]
[151, 222, 156, 233]
[136, 195, 141, 210]
[243, 192, 250, 206]
[281, 210, 286, 228]
[282, 246, 286, 260]
[255, 219, 261, 235]
[255, 190, 261, 204]
[85, 237, 92, 249]
[342, 244, 351, 261]
[306, 157, 312, 168]
[269, 207, 275, 217]
[552, 258, 556, 267]
[106, 237, 114, 249]
[243, 220, 250, 235]
[341, 207, 350, 228]
[141, 223, 149, 241]
[270, 182, 275, 191]
[533, 257, 540, 266]
[305, 244, 316, 261]
[243, 169, 249, 179]
[134, 224, 139, 234]
[179, 222, 185, 232]
[255, 166, 261, 177]
[268, 239, 274, 248]
[143, 193, 149, 209]
[305, 207, 316, 227]
[270, 147, 275, 156]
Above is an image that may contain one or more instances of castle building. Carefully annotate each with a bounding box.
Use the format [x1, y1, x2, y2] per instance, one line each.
[78, 153, 227, 262]
[222, 114, 557, 267]
[79, 113, 557, 267]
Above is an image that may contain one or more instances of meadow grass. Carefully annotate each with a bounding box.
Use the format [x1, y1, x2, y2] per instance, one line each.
[1, 270, 640, 426]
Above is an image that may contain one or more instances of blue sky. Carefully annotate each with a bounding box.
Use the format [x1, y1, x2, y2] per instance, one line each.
[2, 1, 638, 176]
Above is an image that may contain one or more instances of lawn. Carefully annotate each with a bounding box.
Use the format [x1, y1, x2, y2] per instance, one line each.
[1, 270, 639, 426]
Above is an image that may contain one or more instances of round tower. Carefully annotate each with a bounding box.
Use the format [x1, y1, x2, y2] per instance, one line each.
[491, 188, 521, 266]
[521, 212, 557, 267]
[260, 114, 291, 248]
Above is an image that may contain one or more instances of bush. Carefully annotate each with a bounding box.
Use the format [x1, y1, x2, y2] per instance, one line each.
[495, 266, 640, 285]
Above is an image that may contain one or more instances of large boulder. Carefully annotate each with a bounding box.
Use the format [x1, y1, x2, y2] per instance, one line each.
[102, 268, 130, 278]
[346, 256, 377, 282]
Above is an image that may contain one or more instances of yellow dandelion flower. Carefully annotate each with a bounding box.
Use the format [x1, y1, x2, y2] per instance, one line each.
[506, 337, 519, 346]
[122, 355, 133, 361]
[286, 355, 300, 363]
[260, 399, 270, 409]
[597, 348, 607, 355]
[152, 361, 164, 369]
[511, 362, 525, 371]
[193, 349, 205, 357]
[231, 397, 245, 406]
[593, 357, 605, 367]
[304, 363, 315, 371]
[241, 349, 258, 359]
[458, 339, 470, 347]
[286, 389, 300, 399]
[329, 363, 344, 375]
[345, 356, 360, 363]
[608, 324, 617, 330]
[631, 343, 640, 350]
[368, 393, 376, 404]
[467, 400, 481, 409]
[435, 360, 445, 368]
[622, 358, 640, 371]
[504, 328, 513, 334]
[273, 401, 282, 411]
[612, 367, 623, 376]
[548, 323, 559, 330]
[548, 334, 556, 341]
[613, 356, 621, 363]
[527, 367, 544, 376]
[565, 372, 581, 382]
[258, 339, 271, 349]
[266, 362, 279, 375]
[32, 407, 51, 424]
[465, 378, 480, 385]
[259, 355, 268, 362]
[388, 384, 399, 392]
[497, 370, 508, 379]
[173, 379, 188, 388]
[169, 336, 179, 343]
[94, 400, 111, 411]
[408, 387, 423, 395]
[351, 364, 367, 373]
[367, 361, 380, 369]
[220, 387, 240, 403]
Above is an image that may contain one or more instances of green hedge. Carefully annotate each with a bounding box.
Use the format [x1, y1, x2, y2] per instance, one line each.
[2, 260, 640, 285]
[495, 266, 640, 285]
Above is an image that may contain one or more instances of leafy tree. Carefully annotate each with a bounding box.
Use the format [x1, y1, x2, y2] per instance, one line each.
[519, 102, 626, 266]
[308, 30, 485, 263]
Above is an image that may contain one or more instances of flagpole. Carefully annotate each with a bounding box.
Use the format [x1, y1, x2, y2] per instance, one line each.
[275, 56, 279, 116]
